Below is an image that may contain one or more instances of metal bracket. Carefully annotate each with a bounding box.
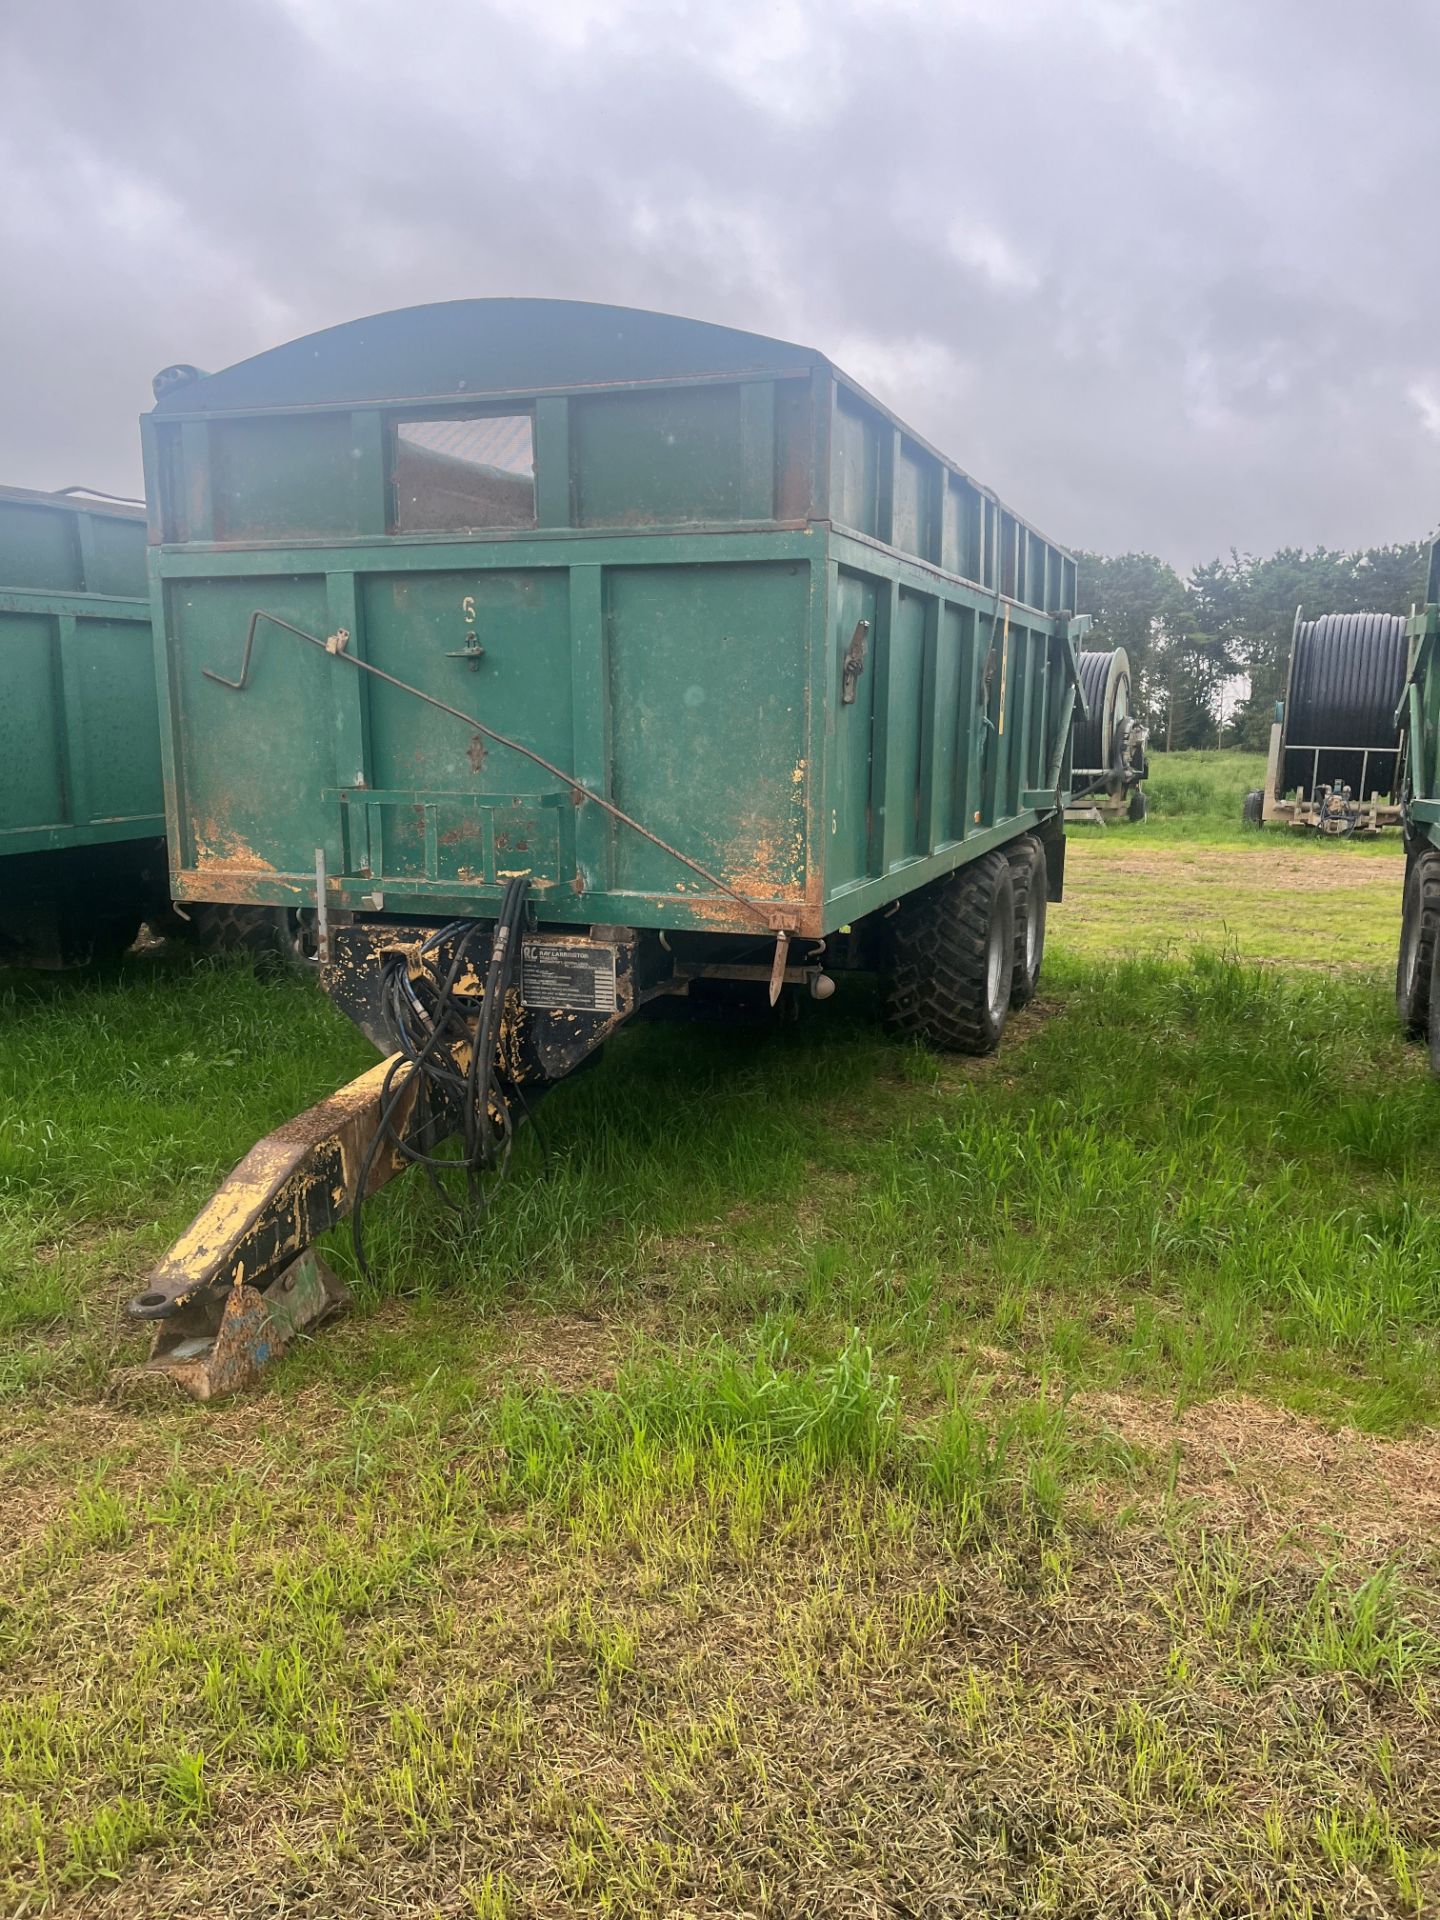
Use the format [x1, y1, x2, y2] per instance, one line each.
[116, 1250, 349, 1403]
[768, 929, 791, 1006]
[841, 620, 870, 705]
[445, 632, 486, 670]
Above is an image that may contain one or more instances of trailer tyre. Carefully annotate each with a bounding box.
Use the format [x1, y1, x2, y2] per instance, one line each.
[1006, 836, 1047, 1008]
[1242, 790, 1264, 828]
[1127, 789, 1149, 823]
[1396, 851, 1440, 1038]
[885, 851, 1015, 1055]
[1428, 934, 1440, 1079]
[184, 903, 309, 969]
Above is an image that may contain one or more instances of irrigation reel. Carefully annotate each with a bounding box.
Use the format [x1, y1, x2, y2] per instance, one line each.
[1243, 611, 1409, 835]
[1064, 648, 1149, 825]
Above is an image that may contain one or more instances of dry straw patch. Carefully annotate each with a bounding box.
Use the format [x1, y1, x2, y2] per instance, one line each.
[1080, 1390, 1440, 1559]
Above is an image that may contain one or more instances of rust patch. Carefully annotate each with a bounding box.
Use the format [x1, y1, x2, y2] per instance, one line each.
[719, 774, 811, 909]
[192, 819, 278, 874]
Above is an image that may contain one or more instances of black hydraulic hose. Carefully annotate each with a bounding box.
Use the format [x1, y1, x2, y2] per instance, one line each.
[349, 883, 532, 1282]
[464, 875, 527, 1190]
[349, 922, 485, 1277]
[1071, 650, 1117, 772]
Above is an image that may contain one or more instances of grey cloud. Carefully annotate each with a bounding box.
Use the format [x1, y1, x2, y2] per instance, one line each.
[1, 0, 1436, 565]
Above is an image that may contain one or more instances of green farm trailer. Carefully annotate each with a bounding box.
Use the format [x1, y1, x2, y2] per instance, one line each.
[0, 485, 169, 965]
[126, 298, 1089, 1396]
[1394, 536, 1440, 1060]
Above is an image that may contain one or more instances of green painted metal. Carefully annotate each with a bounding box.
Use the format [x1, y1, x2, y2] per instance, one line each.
[0, 487, 162, 857]
[144, 300, 1083, 939]
[1402, 538, 1440, 848]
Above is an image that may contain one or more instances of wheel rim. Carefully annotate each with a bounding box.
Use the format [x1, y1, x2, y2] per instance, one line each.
[986, 911, 1009, 1025]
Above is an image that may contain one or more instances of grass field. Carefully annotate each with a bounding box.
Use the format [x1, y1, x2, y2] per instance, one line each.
[2, 757, 1437, 1917]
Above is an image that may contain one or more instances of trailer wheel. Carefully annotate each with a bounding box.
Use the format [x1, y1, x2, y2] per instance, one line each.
[185, 903, 309, 968]
[885, 851, 1015, 1055]
[1127, 789, 1148, 823]
[1006, 836, 1047, 1008]
[1242, 790, 1264, 828]
[85, 911, 143, 964]
[1396, 850, 1440, 1037]
[1428, 936, 1440, 1079]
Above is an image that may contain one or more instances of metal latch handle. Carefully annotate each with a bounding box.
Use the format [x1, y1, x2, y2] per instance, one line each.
[446, 632, 486, 670]
[841, 619, 870, 704]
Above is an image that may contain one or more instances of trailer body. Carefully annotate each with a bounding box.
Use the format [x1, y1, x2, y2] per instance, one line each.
[144, 300, 1083, 944]
[1393, 539, 1440, 1063]
[130, 301, 1089, 1392]
[1400, 542, 1440, 862]
[0, 485, 166, 962]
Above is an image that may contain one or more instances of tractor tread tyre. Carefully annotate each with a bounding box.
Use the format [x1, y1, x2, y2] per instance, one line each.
[186, 903, 306, 968]
[884, 851, 1015, 1056]
[1006, 836, 1047, 1009]
[1242, 789, 1264, 828]
[1397, 850, 1440, 1038]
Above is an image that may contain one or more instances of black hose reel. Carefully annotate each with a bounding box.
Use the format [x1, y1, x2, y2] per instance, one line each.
[1281, 613, 1408, 802]
[1072, 648, 1149, 799]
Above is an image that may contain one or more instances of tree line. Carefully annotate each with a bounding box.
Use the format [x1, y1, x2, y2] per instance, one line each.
[1075, 542, 1432, 751]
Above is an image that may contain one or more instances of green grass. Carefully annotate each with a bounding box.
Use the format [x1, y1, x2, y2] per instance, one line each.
[4, 939, 1431, 1424]
[1082, 747, 1406, 850]
[1, 787, 1438, 1913]
[1148, 746, 1270, 831]
[0, 957, 373, 1395]
[1057, 837, 1402, 968]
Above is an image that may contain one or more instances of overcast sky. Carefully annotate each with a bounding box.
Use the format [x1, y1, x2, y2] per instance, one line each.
[2, 0, 1436, 569]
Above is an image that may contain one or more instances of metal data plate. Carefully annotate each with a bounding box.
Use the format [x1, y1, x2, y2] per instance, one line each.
[520, 939, 618, 1012]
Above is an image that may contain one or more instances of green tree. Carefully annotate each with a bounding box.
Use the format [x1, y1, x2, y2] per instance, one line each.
[1077, 540, 1431, 753]
[1074, 550, 1190, 723]
[1194, 543, 1429, 750]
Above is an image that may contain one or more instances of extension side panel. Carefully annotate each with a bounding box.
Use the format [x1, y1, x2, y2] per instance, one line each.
[605, 561, 812, 920]
[820, 531, 1074, 926]
[0, 595, 163, 855]
[163, 573, 334, 878]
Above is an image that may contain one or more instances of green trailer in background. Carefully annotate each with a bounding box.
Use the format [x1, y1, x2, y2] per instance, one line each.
[127, 298, 1089, 1396]
[1394, 535, 1440, 1060]
[0, 485, 169, 965]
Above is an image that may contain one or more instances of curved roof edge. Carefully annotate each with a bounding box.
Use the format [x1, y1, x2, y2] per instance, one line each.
[0, 483, 145, 521]
[150, 298, 828, 415]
